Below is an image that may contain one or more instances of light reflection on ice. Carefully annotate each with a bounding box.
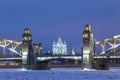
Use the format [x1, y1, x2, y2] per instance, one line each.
[81, 68, 96, 71]
[21, 68, 28, 71]
[82, 68, 90, 71]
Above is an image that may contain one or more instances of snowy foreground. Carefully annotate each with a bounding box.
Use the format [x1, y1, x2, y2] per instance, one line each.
[0, 67, 120, 80]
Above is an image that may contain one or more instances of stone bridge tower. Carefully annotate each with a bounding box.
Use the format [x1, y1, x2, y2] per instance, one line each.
[21, 28, 50, 70]
[21, 28, 33, 69]
[82, 24, 95, 69]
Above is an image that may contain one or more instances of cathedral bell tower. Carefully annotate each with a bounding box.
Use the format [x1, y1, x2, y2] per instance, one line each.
[22, 28, 32, 69]
[82, 24, 93, 69]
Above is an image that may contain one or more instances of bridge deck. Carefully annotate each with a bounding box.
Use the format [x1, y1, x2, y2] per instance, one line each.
[0, 55, 120, 61]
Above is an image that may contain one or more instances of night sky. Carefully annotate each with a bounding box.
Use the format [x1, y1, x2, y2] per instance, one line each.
[0, 0, 120, 53]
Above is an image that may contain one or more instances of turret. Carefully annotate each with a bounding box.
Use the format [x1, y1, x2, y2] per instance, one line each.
[22, 28, 32, 56]
[22, 28, 32, 44]
[83, 24, 91, 38]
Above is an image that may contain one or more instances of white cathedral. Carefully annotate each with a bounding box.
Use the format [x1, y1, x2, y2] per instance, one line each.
[53, 37, 67, 55]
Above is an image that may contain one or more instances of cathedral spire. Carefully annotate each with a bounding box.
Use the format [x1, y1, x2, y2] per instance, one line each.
[57, 36, 62, 43]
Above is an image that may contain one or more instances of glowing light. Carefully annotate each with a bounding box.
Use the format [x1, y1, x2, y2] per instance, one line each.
[82, 68, 90, 71]
[24, 29, 30, 34]
[0, 63, 6, 66]
[85, 27, 89, 31]
[85, 24, 91, 31]
[22, 52, 28, 56]
[114, 35, 120, 38]
[83, 33, 89, 37]
[83, 48, 90, 53]
[21, 68, 27, 71]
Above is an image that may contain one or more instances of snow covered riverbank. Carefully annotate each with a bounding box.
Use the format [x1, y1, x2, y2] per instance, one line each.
[0, 67, 120, 80]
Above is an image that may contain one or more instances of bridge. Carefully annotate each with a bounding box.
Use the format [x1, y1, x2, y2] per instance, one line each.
[0, 25, 120, 70]
[0, 28, 81, 70]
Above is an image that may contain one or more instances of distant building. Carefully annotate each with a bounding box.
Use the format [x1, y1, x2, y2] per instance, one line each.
[53, 37, 67, 55]
[71, 49, 75, 55]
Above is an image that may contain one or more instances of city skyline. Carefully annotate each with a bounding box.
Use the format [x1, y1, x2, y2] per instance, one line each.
[0, 0, 120, 53]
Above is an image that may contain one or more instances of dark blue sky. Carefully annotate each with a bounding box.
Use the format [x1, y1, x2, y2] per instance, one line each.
[0, 0, 120, 53]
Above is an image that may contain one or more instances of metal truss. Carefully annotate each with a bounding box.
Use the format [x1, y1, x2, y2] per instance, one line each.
[96, 35, 120, 55]
[0, 38, 41, 57]
[0, 38, 22, 56]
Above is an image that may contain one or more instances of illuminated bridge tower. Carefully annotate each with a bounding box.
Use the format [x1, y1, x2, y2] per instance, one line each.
[21, 28, 33, 69]
[82, 24, 95, 69]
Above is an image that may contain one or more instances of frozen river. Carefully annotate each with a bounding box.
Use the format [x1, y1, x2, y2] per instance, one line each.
[0, 67, 120, 80]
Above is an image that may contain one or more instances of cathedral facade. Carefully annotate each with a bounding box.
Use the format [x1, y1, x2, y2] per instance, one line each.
[53, 37, 67, 55]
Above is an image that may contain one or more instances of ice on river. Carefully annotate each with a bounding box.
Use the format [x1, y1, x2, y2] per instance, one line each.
[0, 67, 120, 80]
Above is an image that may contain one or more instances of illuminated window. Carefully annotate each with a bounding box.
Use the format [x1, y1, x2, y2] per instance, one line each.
[27, 30, 30, 34]
[24, 29, 30, 34]
[85, 27, 89, 31]
[83, 33, 88, 37]
[24, 30, 28, 34]
[23, 37, 27, 40]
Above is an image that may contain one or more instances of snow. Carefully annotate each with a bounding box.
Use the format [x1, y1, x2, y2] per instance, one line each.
[0, 67, 120, 80]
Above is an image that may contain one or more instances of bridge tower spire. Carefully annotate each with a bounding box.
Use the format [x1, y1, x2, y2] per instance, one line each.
[82, 24, 95, 69]
[21, 28, 33, 69]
